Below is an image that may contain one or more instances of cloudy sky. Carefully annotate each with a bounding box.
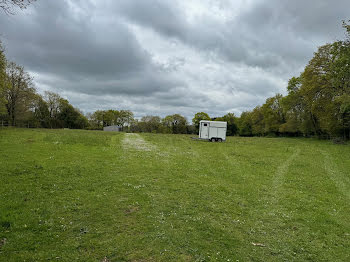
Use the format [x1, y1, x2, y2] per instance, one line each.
[0, 0, 349, 119]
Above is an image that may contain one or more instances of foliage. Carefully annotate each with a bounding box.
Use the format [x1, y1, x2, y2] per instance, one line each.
[57, 99, 88, 129]
[32, 95, 50, 128]
[192, 112, 210, 131]
[163, 114, 187, 134]
[135, 115, 162, 133]
[44, 91, 62, 128]
[215, 112, 238, 136]
[236, 21, 350, 140]
[237, 111, 253, 136]
[4, 61, 36, 126]
[0, 42, 7, 116]
[87, 110, 134, 130]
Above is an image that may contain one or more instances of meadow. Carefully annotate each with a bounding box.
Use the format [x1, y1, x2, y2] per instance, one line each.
[0, 128, 349, 261]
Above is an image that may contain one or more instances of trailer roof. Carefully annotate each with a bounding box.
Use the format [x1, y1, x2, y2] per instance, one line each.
[200, 120, 227, 127]
[199, 120, 227, 124]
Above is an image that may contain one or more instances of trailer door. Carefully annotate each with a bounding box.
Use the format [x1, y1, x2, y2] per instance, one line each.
[200, 122, 209, 139]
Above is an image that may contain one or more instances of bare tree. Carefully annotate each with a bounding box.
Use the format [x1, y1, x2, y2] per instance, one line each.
[0, 0, 36, 14]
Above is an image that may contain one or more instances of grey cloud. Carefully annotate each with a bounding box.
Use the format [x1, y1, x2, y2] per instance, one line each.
[1, 0, 188, 101]
[1, 1, 150, 77]
[117, 0, 187, 38]
[0, 0, 348, 119]
[35, 69, 184, 96]
[115, 1, 248, 64]
[114, 0, 349, 73]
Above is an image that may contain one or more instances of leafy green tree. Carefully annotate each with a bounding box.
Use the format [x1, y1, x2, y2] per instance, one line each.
[103, 110, 116, 127]
[58, 99, 88, 129]
[238, 111, 253, 136]
[5, 61, 36, 126]
[163, 114, 187, 134]
[237, 22, 350, 139]
[299, 30, 350, 138]
[32, 95, 50, 128]
[139, 115, 162, 133]
[336, 94, 350, 139]
[116, 110, 134, 129]
[261, 94, 285, 135]
[44, 91, 62, 128]
[90, 110, 105, 129]
[281, 76, 316, 136]
[0, 42, 7, 116]
[192, 112, 210, 131]
[251, 106, 265, 136]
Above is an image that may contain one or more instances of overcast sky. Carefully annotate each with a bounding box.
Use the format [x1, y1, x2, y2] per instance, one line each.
[0, 0, 349, 119]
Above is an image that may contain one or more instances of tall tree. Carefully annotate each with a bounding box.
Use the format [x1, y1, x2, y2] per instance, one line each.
[251, 106, 265, 136]
[32, 94, 50, 128]
[5, 61, 36, 126]
[57, 99, 88, 129]
[238, 111, 253, 136]
[0, 42, 7, 116]
[44, 91, 62, 128]
[139, 115, 161, 133]
[261, 94, 285, 135]
[91, 110, 105, 129]
[103, 110, 116, 126]
[192, 112, 210, 131]
[239, 21, 350, 139]
[163, 114, 187, 134]
[117, 110, 134, 129]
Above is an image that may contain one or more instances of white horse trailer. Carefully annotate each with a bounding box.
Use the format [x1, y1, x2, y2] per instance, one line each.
[199, 120, 227, 142]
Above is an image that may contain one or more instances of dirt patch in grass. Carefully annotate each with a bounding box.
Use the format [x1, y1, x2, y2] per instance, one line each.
[125, 206, 139, 215]
[122, 133, 156, 151]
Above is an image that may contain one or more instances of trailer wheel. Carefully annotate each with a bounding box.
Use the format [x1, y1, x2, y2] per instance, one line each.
[218, 138, 222, 142]
[210, 138, 216, 142]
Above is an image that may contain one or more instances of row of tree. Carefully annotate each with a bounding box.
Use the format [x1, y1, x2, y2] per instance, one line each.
[87, 110, 134, 130]
[238, 21, 350, 139]
[1, 22, 349, 139]
[0, 43, 88, 129]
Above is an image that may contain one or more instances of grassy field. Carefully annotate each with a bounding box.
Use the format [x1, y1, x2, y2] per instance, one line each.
[0, 128, 350, 261]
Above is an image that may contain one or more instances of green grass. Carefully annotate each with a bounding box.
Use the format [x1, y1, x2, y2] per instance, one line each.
[0, 128, 350, 261]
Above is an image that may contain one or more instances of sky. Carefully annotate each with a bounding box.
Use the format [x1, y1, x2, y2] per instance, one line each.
[0, 0, 349, 120]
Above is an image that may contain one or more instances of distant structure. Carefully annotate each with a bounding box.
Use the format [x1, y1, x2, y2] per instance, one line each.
[103, 125, 122, 132]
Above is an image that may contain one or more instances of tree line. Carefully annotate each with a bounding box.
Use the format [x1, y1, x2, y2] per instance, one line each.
[0, 40, 238, 133]
[1, 22, 349, 139]
[238, 21, 350, 140]
[0, 45, 88, 129]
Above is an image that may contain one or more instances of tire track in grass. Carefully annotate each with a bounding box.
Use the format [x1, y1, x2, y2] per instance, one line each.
[271, 147, 301, 205]
[261, 147, 300, 223]
[321, 149, 350, 201]
[252, 147, 300, 249]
